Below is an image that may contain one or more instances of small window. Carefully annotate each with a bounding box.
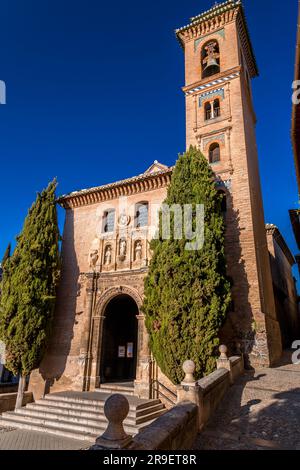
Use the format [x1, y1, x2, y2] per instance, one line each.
[103, 209, 115, 233]
[204, 102, 211, 121]
[135, 202, 149, 228]
[213, 99, 220, 118]
[209, 143, 220, 164]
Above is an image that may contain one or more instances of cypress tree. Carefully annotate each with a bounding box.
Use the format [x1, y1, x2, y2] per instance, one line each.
[0, 179, 60, 408]
[2, 243, 11, 267]
[143, 146, 231, 384]
[0, 243, 11, 287]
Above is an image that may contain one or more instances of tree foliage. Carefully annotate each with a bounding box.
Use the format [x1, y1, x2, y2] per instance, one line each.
[0, 179, 61, 377]
[1, 243, 11, 267]
[143, 146, 231, 384]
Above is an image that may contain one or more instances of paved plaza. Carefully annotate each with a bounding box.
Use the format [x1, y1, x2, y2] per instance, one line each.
[0, 426, 91, 450]
[194, 351, 300, 450]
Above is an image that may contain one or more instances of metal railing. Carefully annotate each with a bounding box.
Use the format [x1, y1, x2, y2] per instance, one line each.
[150, 379, 177, 406]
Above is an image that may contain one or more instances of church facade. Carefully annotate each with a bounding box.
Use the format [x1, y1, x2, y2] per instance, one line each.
[30, 0, 293, 400]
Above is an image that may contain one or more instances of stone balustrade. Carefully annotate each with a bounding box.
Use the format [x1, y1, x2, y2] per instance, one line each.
[90, 345, 244, 450]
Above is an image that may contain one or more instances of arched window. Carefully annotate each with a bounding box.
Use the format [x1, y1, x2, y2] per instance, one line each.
[103, 209, 115, 233]
[209, 143, 220, 164]
[135, 202, 149, 228]
[202, 41, 220, 79]
[213, 99, 220, 118]
[204, 102, 211, 121]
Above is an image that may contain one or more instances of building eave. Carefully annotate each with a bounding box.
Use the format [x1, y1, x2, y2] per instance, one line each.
[57, 167, 173, 209]
[266, 223, 295, 266]
[289, 209, 300, 250]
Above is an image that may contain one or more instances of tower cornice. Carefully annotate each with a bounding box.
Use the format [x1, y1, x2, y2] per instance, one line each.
[182, 66, 241, 95]
[175, 0, 258, 78]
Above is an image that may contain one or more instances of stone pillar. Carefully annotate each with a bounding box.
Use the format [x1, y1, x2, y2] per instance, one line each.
[89, 314, 106, 389]
[78, 274, 96, 391]
[216, 345, 234, 384]
[177, 360, 200, 406]
[134, 314, 151, 399]
[90, 394, 133, 450]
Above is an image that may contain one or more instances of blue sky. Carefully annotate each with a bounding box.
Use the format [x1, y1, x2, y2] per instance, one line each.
[0, 0, 299, 281]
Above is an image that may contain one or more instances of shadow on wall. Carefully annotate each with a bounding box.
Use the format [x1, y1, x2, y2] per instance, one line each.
[218, 191, 255, 369]
[36, 210, 80, 396]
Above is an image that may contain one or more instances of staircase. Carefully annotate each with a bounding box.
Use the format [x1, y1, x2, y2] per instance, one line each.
[0, 391, 166, 442]
[97, 382, 135, 396]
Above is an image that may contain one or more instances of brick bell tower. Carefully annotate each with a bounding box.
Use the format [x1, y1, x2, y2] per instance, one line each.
[176, 0, 282, 366]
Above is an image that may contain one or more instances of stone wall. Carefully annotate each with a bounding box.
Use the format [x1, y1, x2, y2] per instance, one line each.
[0, 392, 33, 414]
[177, 352, 244, 431]
[130, 402, 198, 450]
[0, 383, 18, 394]
[90, 353, 244, 451]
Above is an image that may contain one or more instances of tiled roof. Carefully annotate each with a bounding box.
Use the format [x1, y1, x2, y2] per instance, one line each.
[57, 161, 173, 202]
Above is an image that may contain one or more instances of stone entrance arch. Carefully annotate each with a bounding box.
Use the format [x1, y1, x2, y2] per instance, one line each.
[86, 285, 151, 398]
[100, 294, 139, 383]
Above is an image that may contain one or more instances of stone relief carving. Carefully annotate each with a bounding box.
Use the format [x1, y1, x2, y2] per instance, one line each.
[95, 285, 143, 316]
[118, 213, 130, 228]
[104, 245, 112, 265]
[134, 240, 142, 261]
[119, 239, 127, 258]
[89, 249, 99, 270]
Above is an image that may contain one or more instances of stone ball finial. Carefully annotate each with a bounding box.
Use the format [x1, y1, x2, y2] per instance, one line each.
[98, 394, 131, 445]
[219, 344, 228, 360]
[182, 360, 196, 384]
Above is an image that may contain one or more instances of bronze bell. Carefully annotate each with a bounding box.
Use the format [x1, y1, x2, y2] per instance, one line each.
[203, 57, 219, 72]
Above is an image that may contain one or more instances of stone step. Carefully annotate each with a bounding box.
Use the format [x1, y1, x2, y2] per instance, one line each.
[25, 401, 165, 421]
[12, 405, 164, 427]
[43, 393, 160, 411]
[98, 384, 135, 396]
[0, 417, 96, 442]
[0, 391, 166, 441]
[0, 411, 138, 435]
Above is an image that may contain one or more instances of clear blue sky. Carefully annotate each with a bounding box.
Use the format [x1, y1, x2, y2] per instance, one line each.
[0, 0, 299, 280]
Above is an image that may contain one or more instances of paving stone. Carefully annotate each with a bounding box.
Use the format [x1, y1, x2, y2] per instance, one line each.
[0, 428, 90, 450]
[194, 352, 300, 450]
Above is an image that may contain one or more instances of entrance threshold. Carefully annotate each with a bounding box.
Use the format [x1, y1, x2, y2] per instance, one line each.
[96, 381, 135, 396]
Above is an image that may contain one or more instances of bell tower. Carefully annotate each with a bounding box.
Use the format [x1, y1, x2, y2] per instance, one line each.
[176, 0, 282, 366]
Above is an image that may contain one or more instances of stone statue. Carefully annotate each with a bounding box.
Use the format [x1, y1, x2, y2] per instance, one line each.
[89, 249, 99, 270]
[104, 245, 112, 265]
[135, 241, 142, 260]
[119, 239, 127, 257]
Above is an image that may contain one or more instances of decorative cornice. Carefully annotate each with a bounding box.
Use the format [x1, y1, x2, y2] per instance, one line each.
[197, 125, 232, 140]
[176, 0, 241, 36]
[58, 159, 234, 210]
[58, 167, 173, 209]
[183, 70, 240, 96]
